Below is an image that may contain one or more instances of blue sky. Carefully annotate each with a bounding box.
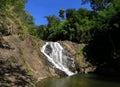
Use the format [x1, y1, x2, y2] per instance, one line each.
[25, 0, 91, 25]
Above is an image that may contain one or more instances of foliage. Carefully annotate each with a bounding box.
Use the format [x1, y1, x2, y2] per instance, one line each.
[0, 0, 35, 38]
[36, 8, 94, 43]
[82, 0, 111, 12]
[59, 9, 65, 19]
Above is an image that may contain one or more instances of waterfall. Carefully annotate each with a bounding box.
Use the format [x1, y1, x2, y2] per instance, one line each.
[40, 42, 75, 76]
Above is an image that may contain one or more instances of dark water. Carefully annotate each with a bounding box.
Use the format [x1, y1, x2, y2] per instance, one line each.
[36, 74, 120, 87]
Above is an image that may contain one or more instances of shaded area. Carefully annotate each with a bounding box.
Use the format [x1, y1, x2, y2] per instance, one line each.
[0, 57, 33, 87]
[82, 9, 120, 75]
[83, 28, 120, 75]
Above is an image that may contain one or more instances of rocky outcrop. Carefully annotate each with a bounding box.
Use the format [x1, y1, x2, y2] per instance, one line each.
[0, 35, 61, 84]
[0, 32, 12, 49]
[0, 33, 96, 86]
[61, 41, 96, 74]
[0, 17, 18, 36]
[0, 58, 33, 87]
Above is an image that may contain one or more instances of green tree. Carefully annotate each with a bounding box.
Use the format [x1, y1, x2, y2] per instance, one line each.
[82, 0, 111, 12]
[59, 8, 65, 19]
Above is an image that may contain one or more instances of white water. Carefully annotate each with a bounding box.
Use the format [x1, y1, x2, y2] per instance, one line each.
[40, 42, 75, 76]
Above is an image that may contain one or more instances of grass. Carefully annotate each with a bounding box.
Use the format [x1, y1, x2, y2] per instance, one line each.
[19, 47, 25, 55]
[11, 56, 18, 63]
[76, 44, 85, 56]
[19, 47, 32, 72]
[24, 61, 32, 72]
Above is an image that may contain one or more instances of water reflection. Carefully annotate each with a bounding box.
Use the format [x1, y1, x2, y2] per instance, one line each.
[36, 74, 120, 87]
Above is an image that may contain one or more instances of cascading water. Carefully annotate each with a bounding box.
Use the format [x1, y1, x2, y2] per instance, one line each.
[40, 42, 75, 76]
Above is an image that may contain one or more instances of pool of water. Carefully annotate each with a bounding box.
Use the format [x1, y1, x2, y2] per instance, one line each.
[36, 74, 120, 87]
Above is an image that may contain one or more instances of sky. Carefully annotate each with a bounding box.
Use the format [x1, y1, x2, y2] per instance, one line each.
[25, 0, 91, 25]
